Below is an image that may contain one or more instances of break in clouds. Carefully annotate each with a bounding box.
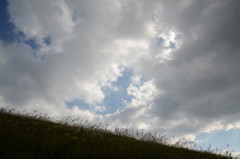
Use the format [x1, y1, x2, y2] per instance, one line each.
[0, 0, 240, 139]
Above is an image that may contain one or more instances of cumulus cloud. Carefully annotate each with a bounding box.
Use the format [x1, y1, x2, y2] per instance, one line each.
[0, 0, 240, 144]
[132, 0, 240, 136]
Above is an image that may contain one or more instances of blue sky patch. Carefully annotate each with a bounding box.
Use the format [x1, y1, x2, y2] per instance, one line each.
[25, 38, 40, 50]
[169, 41, 175, 49]
[65, 69, 146, 115]
[156, 37, 176, 49]
[0, 0, 16, 43]
[43, 36, 51, 46]
[156, 37, 164, 46]
[0, 0, 39, 50]
[101, 69, 135, 115]
[196, 128, 240, 152]
[0, 0, 42, 51]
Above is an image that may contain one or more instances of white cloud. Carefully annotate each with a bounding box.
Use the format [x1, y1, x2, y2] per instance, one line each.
[8, 0, 74, 51]
[127, 80, 158, 105]
[1, 0, 155, 117]
[131, 73, 142, 85]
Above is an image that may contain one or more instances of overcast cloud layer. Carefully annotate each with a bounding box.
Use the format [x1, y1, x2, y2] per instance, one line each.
[1, 0, 240, 150]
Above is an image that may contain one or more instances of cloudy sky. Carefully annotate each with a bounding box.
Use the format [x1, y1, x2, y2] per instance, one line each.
[0, 0, 240, 155]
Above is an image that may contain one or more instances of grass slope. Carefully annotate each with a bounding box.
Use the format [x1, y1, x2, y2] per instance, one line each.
[0, 107, 233, 159]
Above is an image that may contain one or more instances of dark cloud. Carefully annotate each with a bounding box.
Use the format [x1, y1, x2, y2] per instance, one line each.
[151, 94, 180, 119]
[138, 0, 240, 135]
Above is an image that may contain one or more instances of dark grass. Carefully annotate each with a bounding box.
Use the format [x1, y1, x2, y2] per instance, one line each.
[0, 107, 235, 159]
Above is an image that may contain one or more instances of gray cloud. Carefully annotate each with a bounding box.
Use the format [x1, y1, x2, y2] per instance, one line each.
[134, 0, 240, 135]
[151, 94, 180, 119]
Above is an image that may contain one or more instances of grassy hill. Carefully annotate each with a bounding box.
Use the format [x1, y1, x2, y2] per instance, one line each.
[0, 107, 234, 159]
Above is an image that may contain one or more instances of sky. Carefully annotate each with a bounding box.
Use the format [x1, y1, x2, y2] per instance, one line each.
[0, 0, 240, 156]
